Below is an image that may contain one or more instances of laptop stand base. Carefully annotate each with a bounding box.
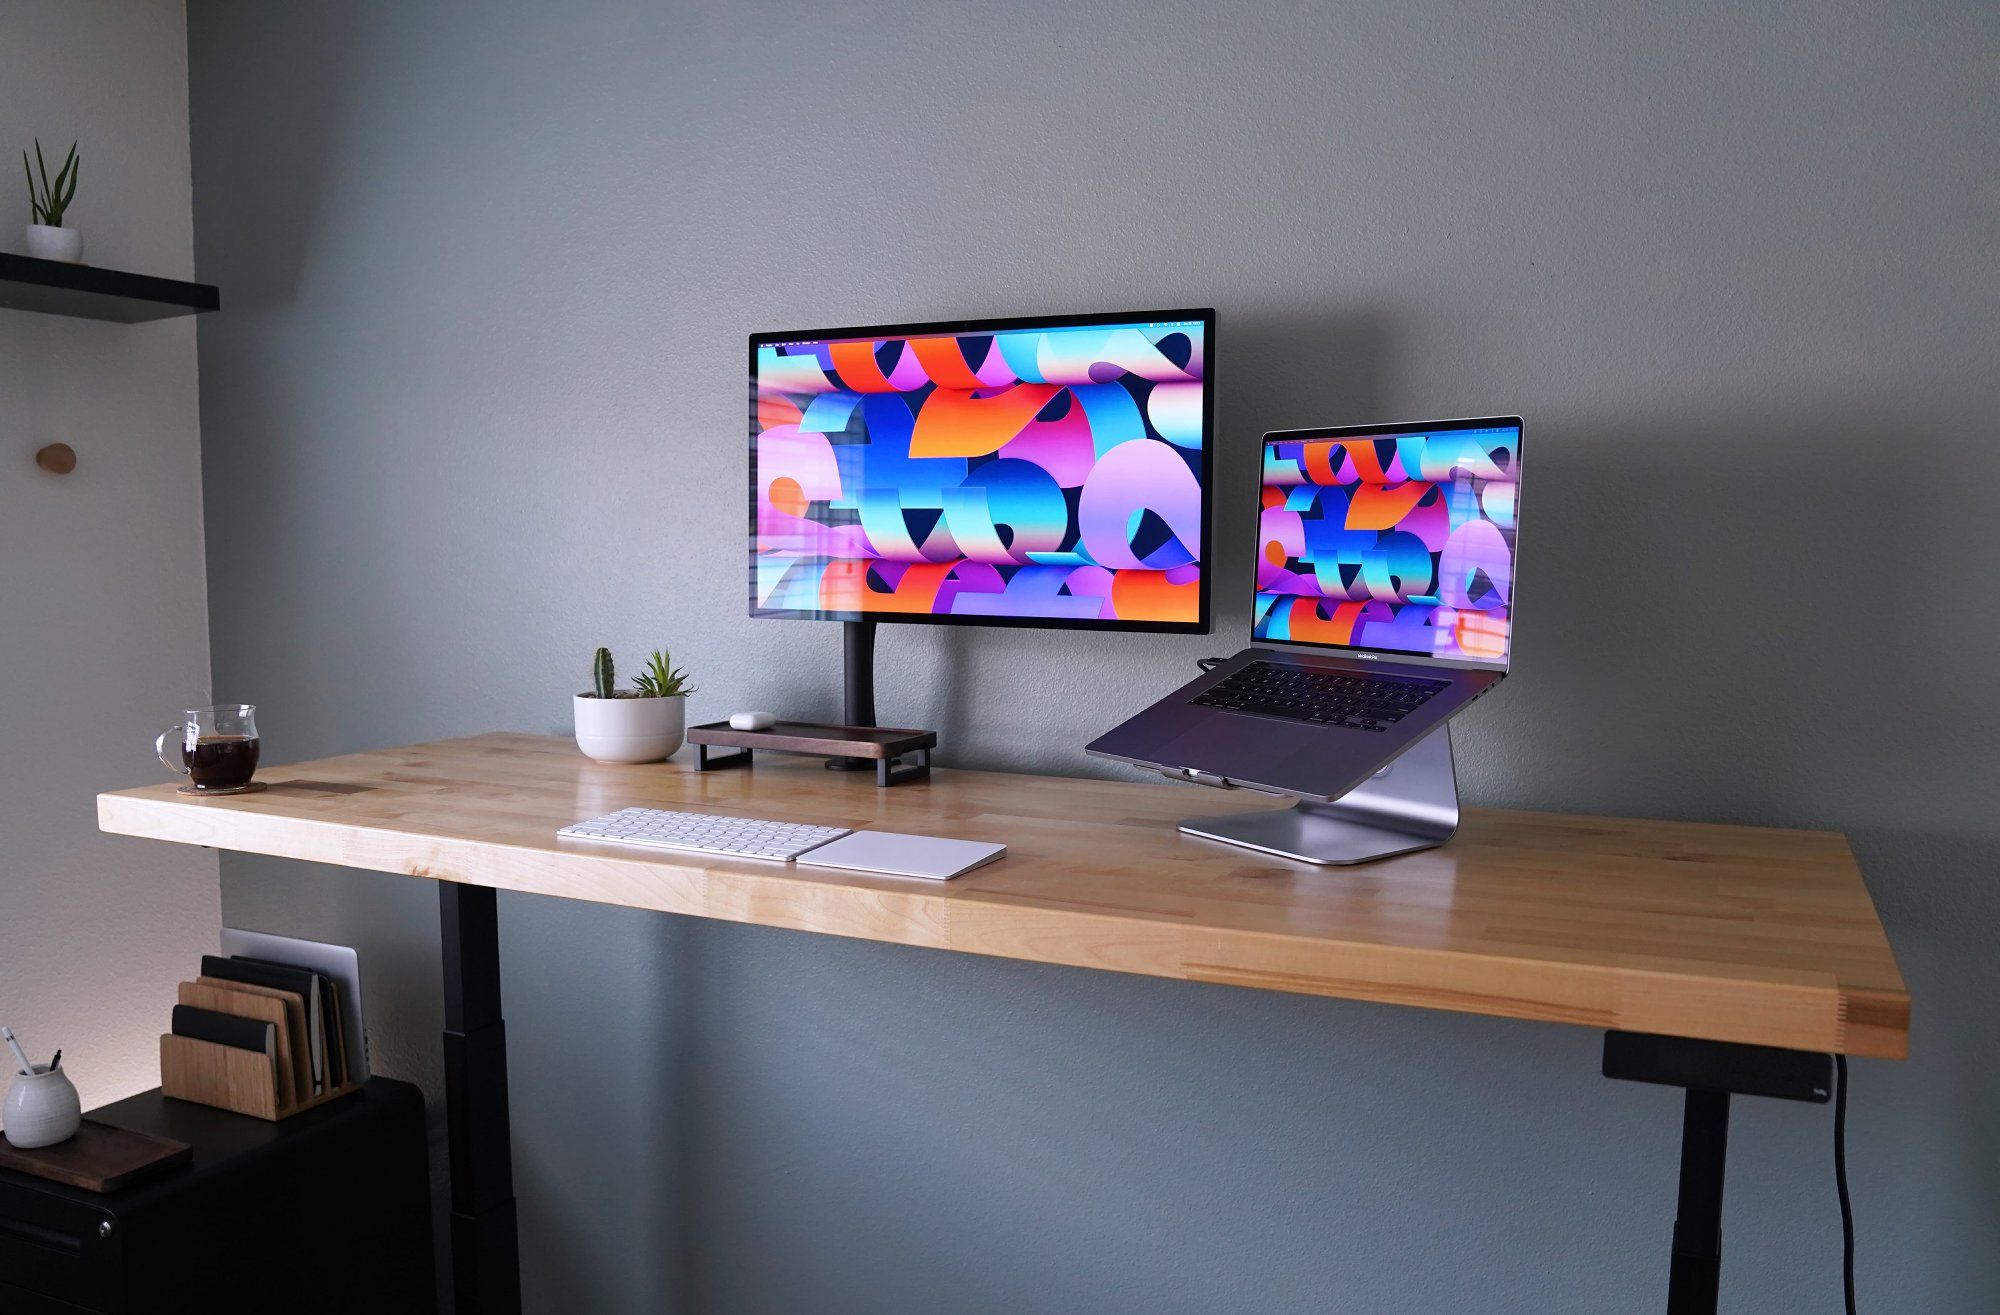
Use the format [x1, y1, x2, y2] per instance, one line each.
[1177, 725, 1460, 866]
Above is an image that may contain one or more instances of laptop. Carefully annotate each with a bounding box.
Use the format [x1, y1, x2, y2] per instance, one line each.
[1087, 415, 1521, 807]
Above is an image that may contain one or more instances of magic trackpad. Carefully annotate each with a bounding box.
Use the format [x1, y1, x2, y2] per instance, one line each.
[797, 831, 1006, 881]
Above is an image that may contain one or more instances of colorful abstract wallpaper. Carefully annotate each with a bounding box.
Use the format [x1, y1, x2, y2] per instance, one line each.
[753, 320, 1207, 626]
[1253, 425, 1519, 665]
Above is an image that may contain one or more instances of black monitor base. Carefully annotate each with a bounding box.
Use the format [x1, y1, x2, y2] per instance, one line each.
[826, 620, 877, 771]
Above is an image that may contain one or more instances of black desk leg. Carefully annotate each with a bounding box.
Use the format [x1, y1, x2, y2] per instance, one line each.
[1668, 1090, 1729, 1314]
[441, 883, 522, 1314]
[1602, 1031, 1833, 1315]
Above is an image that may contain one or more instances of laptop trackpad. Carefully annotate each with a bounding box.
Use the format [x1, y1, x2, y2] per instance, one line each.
[1158, 716, 1327, 783]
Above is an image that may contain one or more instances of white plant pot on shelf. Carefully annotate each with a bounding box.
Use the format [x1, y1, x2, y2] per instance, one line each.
[573, 694, 685, 764]
[25, 224, 82, 263]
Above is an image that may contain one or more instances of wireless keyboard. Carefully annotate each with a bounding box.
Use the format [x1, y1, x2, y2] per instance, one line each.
[557, 807, 851, 861]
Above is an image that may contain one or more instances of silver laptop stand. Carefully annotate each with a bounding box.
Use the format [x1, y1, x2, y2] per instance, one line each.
[1178, 725, 1460, 865]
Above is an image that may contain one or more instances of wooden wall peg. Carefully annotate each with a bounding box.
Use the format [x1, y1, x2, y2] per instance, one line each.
[35, 443, 76, 475]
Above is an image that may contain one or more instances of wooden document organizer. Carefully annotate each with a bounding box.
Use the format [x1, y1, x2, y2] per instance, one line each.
[159, 979, 359, 1120]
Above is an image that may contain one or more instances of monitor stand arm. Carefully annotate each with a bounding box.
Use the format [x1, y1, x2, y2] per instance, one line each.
[826, 620, 877, 772]
[1177, 724, 1460, 865]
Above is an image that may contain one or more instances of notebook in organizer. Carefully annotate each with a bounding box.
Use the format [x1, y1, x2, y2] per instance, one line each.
[230, 959, 344, 1089]
[181, 979, 304, 1106]
[221, 928, 370, 1083]
[201, 955, 326, 1094]
[170, 1004, 276, 1059]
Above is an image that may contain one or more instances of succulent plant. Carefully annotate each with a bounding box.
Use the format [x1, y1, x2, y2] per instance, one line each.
[630, 649, 694, 699]
[591, 646, 616, 699]
[23, 139, 78, 227]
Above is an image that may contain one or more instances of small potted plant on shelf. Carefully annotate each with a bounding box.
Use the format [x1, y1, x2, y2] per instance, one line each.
[22, 139, 81, 263]
[573, 647, 695, 763]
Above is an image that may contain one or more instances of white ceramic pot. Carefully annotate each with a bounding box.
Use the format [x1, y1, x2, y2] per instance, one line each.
[573, 693, 685, 764]
[25, 224, 82, 263]
[4, 1065, 81, 1149]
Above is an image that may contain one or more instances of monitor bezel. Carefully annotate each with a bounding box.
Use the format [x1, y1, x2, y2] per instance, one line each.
[748, 307, 1217, 635]
[1248, 414, 1523, 673]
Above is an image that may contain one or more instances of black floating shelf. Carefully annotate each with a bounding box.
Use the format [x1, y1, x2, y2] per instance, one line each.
[0, 252, 219, 323]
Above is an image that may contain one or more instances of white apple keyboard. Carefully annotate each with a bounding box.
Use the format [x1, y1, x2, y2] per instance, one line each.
[559, 807, 850, 861]
[556, 806, 1006, 879]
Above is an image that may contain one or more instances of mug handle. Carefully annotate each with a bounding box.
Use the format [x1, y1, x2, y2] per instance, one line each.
[155, 726, 191, 776]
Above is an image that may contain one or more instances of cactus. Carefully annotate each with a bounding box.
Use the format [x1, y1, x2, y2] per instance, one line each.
[591, 646, 615, 699]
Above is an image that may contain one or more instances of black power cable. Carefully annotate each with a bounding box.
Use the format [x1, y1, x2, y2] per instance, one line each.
[1835, 1053, 1855, 1314]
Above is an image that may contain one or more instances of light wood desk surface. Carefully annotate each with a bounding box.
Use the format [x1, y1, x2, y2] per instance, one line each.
[98, 732, 1909, 1059]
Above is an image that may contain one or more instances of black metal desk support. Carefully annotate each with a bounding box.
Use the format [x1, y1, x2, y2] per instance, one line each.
[441, 883, 522, 1314]
[1603, 1031, 1833, 1315]
[1669, 1089, 1729, 1313]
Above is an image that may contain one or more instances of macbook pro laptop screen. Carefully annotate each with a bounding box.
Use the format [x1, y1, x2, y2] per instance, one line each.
[1252, 419, 1520, 667]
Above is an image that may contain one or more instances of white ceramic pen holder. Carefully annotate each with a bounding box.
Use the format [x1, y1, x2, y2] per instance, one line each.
[4, 1065, 82, 1149]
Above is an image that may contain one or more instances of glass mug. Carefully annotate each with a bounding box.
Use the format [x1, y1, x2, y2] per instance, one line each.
[156, 704, 262, 791]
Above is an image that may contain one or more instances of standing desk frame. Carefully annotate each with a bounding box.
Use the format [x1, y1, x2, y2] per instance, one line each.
[99, 734, 1910, 1314]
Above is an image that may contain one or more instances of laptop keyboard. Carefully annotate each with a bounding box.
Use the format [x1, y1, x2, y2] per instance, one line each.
[1191, 661, 1449, 732]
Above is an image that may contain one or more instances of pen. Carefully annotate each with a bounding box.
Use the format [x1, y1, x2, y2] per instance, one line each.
[0, 1027, 33, 1076]
[49, 1050, 62, 1072]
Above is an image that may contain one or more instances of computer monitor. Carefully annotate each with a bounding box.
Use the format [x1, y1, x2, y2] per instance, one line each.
[1251, 416, 1519, 668]
[750, 308, 1215, 729]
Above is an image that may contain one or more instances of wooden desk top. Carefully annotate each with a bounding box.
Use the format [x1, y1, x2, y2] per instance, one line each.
[98, 733, 1909, 1059]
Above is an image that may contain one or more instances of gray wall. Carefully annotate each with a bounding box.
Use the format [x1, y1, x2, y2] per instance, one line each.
[1, 0, 218, 1117]
[186, 1, 1999, 1310]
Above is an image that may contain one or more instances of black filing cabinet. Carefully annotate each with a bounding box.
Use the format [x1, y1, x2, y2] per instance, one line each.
[0, 1078, 434, 1313]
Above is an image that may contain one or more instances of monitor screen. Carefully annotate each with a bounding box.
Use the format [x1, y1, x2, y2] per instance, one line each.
[750, 310, 1212, 632]
[1252, 418, 1520, 667]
